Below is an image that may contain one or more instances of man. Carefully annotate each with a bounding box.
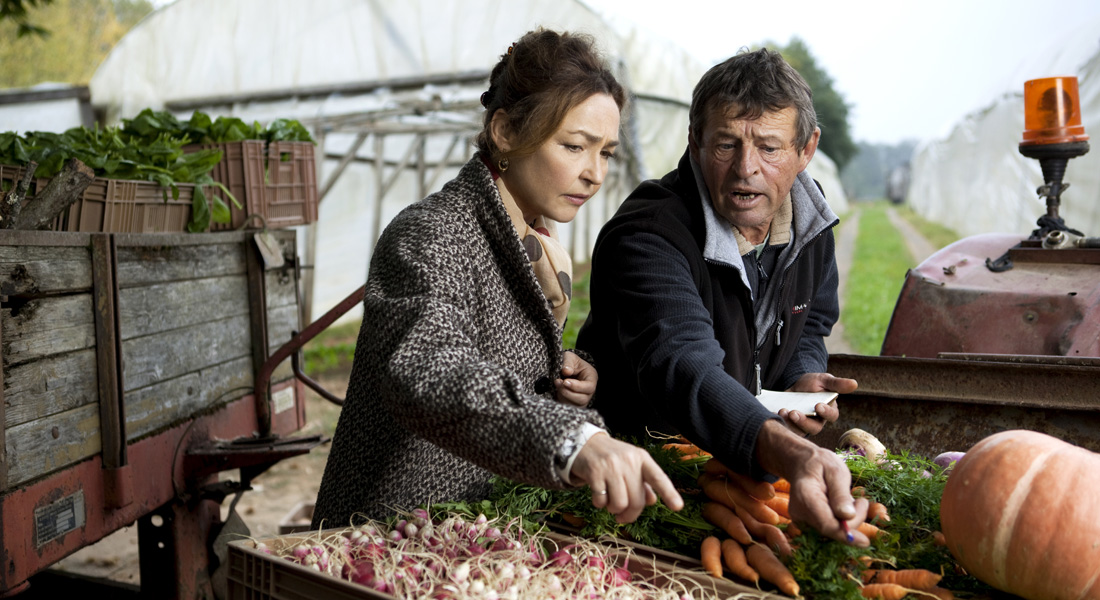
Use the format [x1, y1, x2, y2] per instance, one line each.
[576, 48, 867, 544]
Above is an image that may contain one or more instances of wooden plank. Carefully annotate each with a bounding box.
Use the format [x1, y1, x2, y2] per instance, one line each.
[266, 305, 301, 355]
[113, 230, 261, 248]
[265, 270, 298, 309]
[1, 295, 96, 367]
[0, 306, 6, 489]
[0, 230, 91, 247]
[5, 403, 101, 488]
[124, 356, 253, 441]
[115, 242, 247, 287]
[0, 246, 92, 296]
[122, 314, 252, 391]
[117, 275, 250, 340]
[91, 234, 125, 470]
[3, 349, 97, 429]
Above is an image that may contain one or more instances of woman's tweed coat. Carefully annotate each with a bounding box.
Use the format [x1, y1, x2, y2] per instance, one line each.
[312, 155, 605, 527]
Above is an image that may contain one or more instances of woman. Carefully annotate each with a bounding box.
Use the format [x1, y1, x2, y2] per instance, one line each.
[312, 29, 682, 528]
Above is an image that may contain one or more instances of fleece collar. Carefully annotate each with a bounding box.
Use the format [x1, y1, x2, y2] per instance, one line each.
[688, 151, 838, 345]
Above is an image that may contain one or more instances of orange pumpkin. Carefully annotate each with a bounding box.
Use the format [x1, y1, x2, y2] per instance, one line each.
[940, 430, 1100, 600]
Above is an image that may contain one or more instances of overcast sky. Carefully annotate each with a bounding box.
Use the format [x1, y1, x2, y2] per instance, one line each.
[584, 0, 1100, 145]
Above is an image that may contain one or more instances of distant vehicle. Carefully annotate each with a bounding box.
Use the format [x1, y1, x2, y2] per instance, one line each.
[885, 162, 910, 205]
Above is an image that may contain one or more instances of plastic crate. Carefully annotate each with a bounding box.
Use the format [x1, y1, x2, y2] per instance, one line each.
[184, 140, 267, 231]
[263, 141, 318, 229]
[184, 140, 318, 230]
[227, 529, 761, 600]
[58, 178, 196, 233]
[2, 165, 194, 233]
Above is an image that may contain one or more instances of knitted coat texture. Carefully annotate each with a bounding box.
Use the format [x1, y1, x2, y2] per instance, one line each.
[312, 155, 603, 527]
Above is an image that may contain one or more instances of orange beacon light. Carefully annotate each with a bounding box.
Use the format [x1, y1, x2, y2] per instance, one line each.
[1018, 76, 1090, 222]
[1021, 76, 1089, 146]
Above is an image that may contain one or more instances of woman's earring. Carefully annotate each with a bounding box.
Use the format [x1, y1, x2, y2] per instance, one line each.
[497, 157, 509, 172]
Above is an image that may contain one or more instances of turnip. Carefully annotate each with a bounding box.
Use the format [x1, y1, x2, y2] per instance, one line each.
[934, 451, 966, 471]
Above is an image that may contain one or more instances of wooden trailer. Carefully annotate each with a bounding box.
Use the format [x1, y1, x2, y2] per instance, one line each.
[0, 229, 325, 598]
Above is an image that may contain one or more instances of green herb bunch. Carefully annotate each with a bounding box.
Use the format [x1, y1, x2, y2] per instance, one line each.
[484, 441, 717, 556]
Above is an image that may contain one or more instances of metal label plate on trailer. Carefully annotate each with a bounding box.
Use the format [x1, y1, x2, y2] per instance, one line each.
[273, 386, 295, 415]
[34, 489, 85, 548]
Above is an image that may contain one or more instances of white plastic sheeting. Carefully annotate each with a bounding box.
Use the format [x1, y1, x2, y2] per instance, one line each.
[90, 0, 849, 321]
[907, 16, 1100, 240]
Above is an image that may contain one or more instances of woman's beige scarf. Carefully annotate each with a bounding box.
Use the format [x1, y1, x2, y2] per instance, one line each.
[493, 176, 573, 327]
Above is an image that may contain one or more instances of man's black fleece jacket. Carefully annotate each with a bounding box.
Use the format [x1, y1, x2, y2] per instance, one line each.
[576, 150, 840, 479]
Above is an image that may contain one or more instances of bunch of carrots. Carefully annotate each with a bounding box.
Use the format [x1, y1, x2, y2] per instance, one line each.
[663, 441, 954, 600]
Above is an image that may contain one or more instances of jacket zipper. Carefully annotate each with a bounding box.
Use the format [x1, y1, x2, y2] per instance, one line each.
[769, 221, 837, 353]
[704, 219, 837, 394]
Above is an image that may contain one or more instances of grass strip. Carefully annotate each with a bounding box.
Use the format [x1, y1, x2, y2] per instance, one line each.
[843, 202, 914, 355]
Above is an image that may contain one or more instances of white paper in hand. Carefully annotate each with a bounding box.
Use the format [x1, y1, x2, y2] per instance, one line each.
[755, 390, 838, 415]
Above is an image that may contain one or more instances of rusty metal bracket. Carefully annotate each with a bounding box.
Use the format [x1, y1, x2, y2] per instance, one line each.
[291, 348, 345, 405]
[828, 353, 1100, 410]
[183, 434, 328, 483]
[254, 283, 365, 411]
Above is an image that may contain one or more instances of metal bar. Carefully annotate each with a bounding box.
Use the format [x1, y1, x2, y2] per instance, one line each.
[827, 354, 1100, 410]
[1008, 246, 1100, 265]
[91, 235, 123, 470]
[306, 101, 482, 131]
[372, 134, 385, 247]
[815, 391, 1100, 457]
[245, 236, 272, 436]
[0, 85, 90, 105]
[378, 134, 424, 199]
[165, 70, 491, 111]
[324, 153, 467, 170]
[329, 122, 479, 136]
[416, 134, 426, 201]
[318, 131, 369, 202]
[426, 135, 463, 192]
[632, 91, 690, 109]
[291, 351, 344, 405]
[937, 353, 1100, 367]
[254, 284, 365, 409]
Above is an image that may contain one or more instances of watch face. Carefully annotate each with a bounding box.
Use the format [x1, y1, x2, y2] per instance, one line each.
[555, 437, 577, 469]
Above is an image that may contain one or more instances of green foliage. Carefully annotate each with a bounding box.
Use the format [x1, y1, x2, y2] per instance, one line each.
[484, 443, 997, 598]
[302, 319, 361, 377]
[787, 450, 965, 599]
[0, 121, 232, 231]
[121, 108, 316, 145]
[771, 37, 857, 171]
[897, 204, 960, 251]
[0, 0, 55, 37]
[486, 442, 717, 556]
[1, 108, 317, 231]
[843, 202, 912, 354]
[840, 140, 919, 201]
[0, 0, 153, 87]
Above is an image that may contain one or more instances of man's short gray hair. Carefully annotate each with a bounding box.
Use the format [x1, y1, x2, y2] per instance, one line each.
[689, 48, 817, 151]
